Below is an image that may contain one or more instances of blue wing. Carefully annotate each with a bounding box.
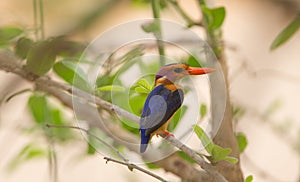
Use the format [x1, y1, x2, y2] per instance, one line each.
[140, 84, 184, 152]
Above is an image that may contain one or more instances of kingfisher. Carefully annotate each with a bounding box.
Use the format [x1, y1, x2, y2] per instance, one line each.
[140, 63, 214, 153]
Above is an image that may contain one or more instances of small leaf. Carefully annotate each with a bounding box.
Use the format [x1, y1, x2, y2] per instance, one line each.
[185, 55, 202, 68]
[168, 106, 187, 132]
[200, 104, 207, 118]
[245, 175, 253, 182]
[134, 78, 152, 94]
[97, 85, 125, 92]
[145, 162, 160, 169]
[141, 21, 160, 34]
[193, 125, 214, 154]
[135, 87, 150, 94]
[0, 27, 23, 45]
[232, 105, 245, 120]
[236, 132, 248, 153]
[24, 40, 56, 76]
[271, 14, 300, 50]
[135, 78, 152, 90]
[7, 143, 47, 171]
[28, 94, 50, 124]
[263, 99, 281, 119]
[211, 145, 232, 162]
[224, 156, 238, 164]
[177, 151, 196, 164]
[201, 6, 226, 30]
[15, 37, 34, 59]
[51, 37, 85, 57]
[129, 94, 146, 115]
[53, 60, 91, 91]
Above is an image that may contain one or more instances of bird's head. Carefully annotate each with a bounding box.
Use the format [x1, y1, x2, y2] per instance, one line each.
[155, 63, 215, 83]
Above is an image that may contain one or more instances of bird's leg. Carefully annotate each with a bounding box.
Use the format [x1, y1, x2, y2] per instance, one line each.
[164, 131, 174, 137]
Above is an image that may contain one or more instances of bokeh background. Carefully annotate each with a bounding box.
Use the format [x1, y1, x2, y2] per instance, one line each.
[0, 0, 299, 181]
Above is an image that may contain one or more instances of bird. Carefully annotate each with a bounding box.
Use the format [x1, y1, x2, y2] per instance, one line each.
[139, 63, 215, 153]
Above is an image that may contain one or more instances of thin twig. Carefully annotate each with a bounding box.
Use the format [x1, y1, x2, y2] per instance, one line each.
[46, 124, 168, 182]
[104, 157, 168, 182]
[166, 0, 203, 27]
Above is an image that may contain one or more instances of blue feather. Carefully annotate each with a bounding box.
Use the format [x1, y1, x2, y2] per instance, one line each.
[140, 126, 150, 153]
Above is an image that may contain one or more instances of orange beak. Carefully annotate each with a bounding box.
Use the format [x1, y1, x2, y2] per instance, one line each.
[187, 67, 215, 75]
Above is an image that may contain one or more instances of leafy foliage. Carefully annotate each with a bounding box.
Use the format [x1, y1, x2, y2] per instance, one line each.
[236, 132, 248, 153]
[53, 60, 92, 92]
[200, 103, 207, 118]
[15, 37, 34, 59]
[133, 78, 153, 94]
[201, 6, 226, 31]
[177, 150, 196, 164]
[28, 94, 73, 141]
[7, 143, 48, 171]
[271, 14, 300, 50]
[24, 39, 57, 76]
[167, 106, 187, 132]
[97, 85, 125, 92]
[0, 27, 23, 46]
[245, 175, 253, 182]
[193, 125, 238, 164]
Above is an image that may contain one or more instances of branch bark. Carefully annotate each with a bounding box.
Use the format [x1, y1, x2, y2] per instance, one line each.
[0, 51, 227, 181]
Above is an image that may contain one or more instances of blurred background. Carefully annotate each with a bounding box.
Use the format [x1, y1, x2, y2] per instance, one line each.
[0, 0, 299, 181]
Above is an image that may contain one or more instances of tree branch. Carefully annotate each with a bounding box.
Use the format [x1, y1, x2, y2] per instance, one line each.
[104, 157, 168, 182]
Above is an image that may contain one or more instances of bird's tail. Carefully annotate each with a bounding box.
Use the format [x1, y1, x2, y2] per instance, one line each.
[140, 127, 150, 153]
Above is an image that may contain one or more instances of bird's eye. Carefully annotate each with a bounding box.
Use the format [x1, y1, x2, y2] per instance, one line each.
[173, 68, 183, 73]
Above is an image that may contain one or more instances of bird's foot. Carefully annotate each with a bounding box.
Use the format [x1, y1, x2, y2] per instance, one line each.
[164, 131, 174, 137]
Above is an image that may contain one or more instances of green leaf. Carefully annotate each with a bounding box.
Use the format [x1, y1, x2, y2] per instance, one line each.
[51, 37, 85, 57]
[141, 20, 160, 34]
[232, 105, 245, 120]
[15, 37, 34, 59]
[194, 125, 238, 164]
[224, 156, 238, 164]
[134, 87, 150, 94]
[97, 85, 125, 92]
[0, 27, 23, 45]
[87, 133, 96, 155]
[7, 143, 47, 171]
[145, 162, 160, 169]
[168, 106, 187, 132]
[53, 60, 91, 91]
[177, 150, 196, 164]
[28, 94, 50, 124]
[236, 132, 248, 153]
[211, 145, 231, 162]
[201, 6, 226, 30]
[129, 94, 146, 115]
[200, 104, 207, 118]
[193, 125, 214, 154]
[24, 40, 56, 76]
[134, 78, 152, 94]
[245, 175, 253, 182]
[263, 99, 281, 119]
[271, 14, 300, 50]
[185, 55, 203, 68]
